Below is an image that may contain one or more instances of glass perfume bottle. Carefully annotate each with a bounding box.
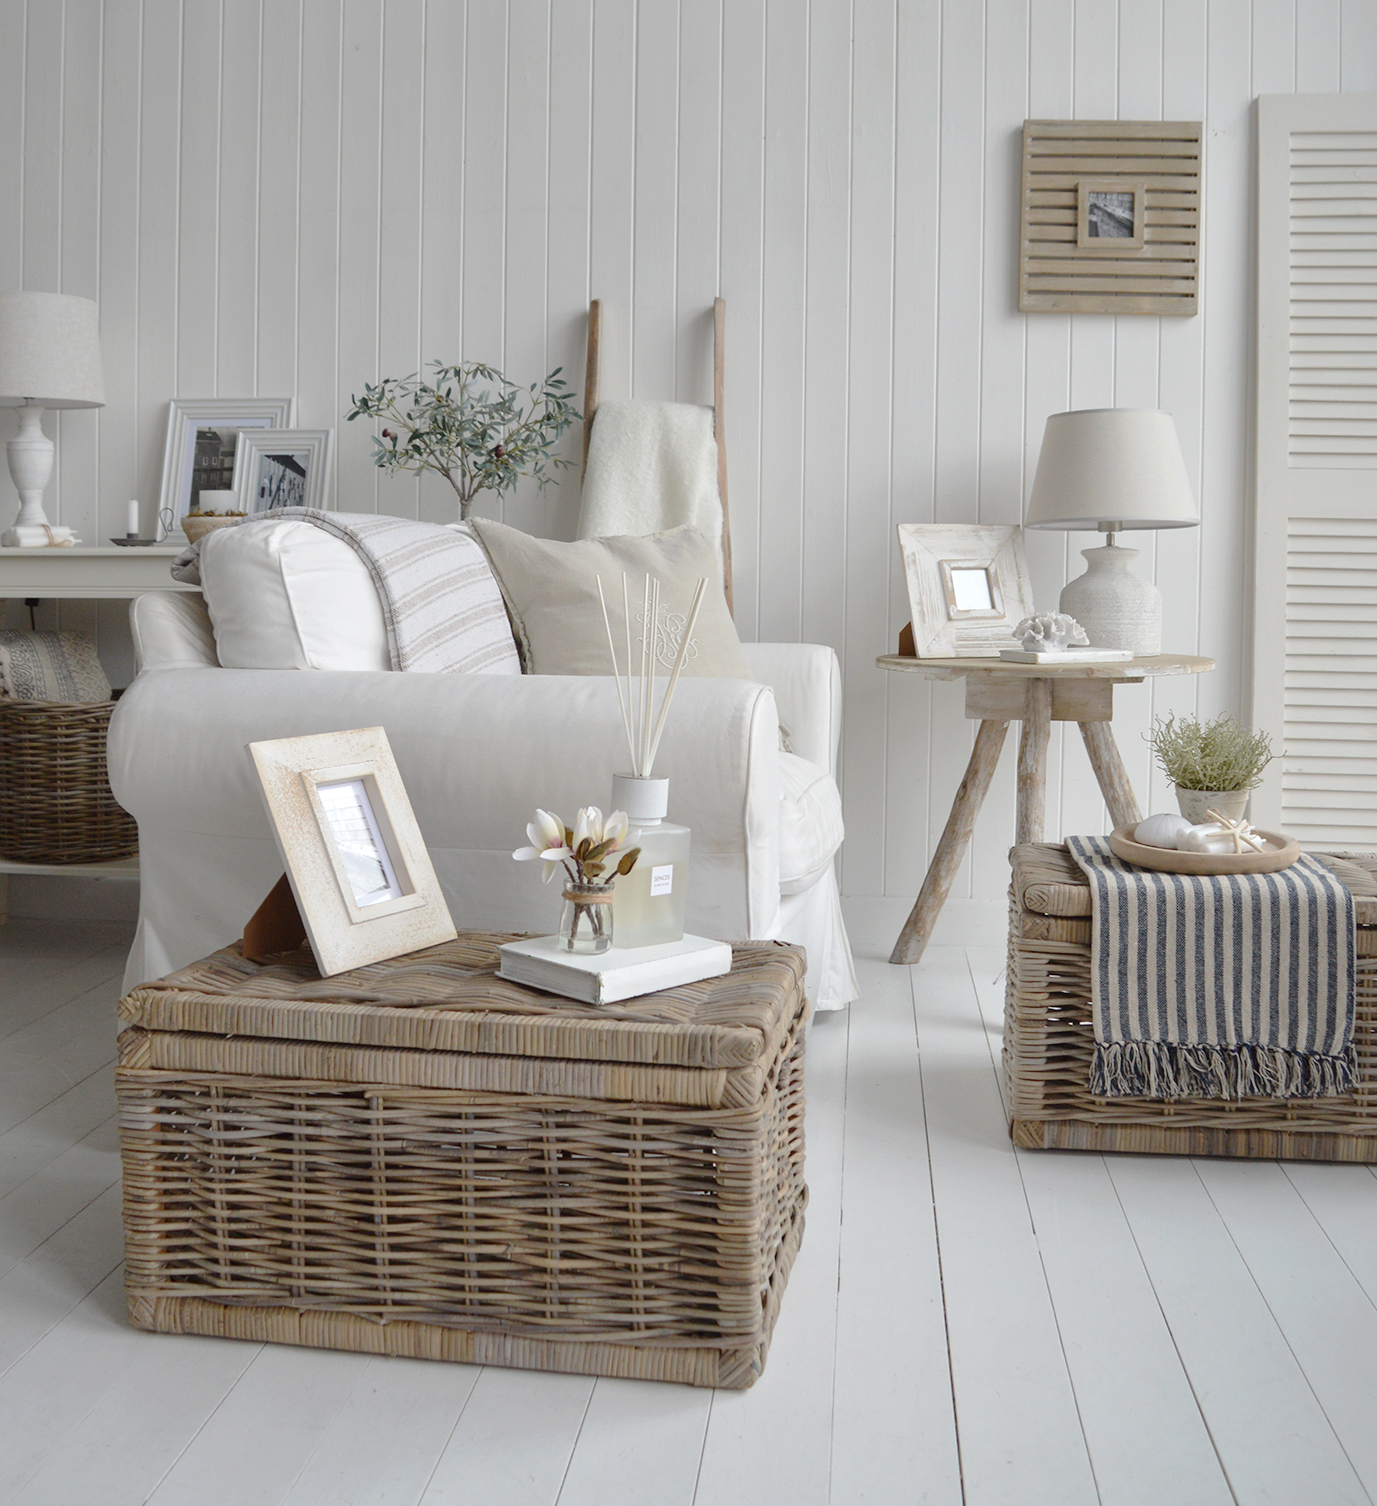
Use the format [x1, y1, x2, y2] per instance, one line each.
[610, 774, 690, 948]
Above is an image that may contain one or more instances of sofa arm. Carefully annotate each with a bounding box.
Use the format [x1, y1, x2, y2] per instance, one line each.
[109, 667, 781, 981]
[130, 591, 218, 671]
[739, 642, 841, 776]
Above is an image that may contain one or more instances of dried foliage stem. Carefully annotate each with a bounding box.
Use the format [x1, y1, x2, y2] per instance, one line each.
[1148, 713, 1275, 792]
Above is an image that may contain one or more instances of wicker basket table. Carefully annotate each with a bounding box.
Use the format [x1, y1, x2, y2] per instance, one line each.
[1006, 842, 1377, 1161]
[117, 933, 808, 1389]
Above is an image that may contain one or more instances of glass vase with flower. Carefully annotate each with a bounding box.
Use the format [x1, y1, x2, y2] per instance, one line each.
[512, 806, 641, 954]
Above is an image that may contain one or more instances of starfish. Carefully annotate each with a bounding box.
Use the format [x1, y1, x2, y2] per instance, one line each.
[1204, 809, 1267, 854]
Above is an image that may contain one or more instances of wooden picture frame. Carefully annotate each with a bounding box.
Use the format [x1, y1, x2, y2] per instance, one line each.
[249, 725, 456, 976]
[1019, 119, 1202, 315]
[157, 397, 294, 537]
[232, 428, 334, 514]
[897, 524, 1034, 659]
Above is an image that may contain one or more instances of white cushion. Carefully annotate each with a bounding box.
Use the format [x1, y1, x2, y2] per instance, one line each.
[200, 519, 392, 672]
[778, 751, 844, 894]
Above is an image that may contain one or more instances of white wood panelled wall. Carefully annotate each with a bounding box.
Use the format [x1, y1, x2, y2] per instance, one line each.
[5, 0, 1377, 906]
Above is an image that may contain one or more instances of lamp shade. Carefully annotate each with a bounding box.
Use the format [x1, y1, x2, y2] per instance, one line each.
[0, 292, 105, 408]
[1025, 408, 1197, 531]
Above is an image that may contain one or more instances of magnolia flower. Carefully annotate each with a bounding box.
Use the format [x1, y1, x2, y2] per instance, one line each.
[513, 805, 639, 886]
[512, 808, 571, 883]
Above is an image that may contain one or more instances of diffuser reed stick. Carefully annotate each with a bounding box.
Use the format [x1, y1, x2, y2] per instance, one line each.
[598, 572, 706, 779]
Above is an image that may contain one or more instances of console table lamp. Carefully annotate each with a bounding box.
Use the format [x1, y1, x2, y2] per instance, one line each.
[0, 292, 105, 547]
[1024, 408, 1198, 654]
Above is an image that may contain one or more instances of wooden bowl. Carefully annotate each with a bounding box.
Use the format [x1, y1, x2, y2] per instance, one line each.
[182, 514, 244, 546]
[1108, 825, 1301, 875]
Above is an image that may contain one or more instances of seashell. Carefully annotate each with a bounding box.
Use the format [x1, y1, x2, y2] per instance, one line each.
[1134, 812, 1195, 849]
[1176, 823, 1237, 854]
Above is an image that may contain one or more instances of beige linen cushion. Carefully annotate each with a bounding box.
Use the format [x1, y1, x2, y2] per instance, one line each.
[466, 519, 751, 679]
[0, 630, 111, 703]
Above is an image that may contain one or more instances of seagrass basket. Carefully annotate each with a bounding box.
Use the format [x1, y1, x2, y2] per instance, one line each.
[0, 698, 138, 864]
[1005, 842, 1377, 1161]
[117, 934, 809, 1389]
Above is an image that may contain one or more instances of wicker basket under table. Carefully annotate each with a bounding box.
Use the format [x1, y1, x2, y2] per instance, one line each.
[1006, 843, 1377, 1161]
[117, 934, 808, 1389]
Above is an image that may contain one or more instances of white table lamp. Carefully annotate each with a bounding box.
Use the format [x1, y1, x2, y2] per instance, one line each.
[0, 292, 106, 547]
[1025, 408, 1198, 654]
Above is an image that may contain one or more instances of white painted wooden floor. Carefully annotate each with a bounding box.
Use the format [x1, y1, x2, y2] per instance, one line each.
[7, 915, 1377, 1505]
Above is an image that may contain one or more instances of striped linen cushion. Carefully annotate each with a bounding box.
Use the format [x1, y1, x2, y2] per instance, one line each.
[1067, 834, 1356, 1100]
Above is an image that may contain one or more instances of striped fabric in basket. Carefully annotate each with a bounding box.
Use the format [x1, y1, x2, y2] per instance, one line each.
[1067, 834, 1357, 1100]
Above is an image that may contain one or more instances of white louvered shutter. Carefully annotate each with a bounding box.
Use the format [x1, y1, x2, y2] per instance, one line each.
[1253, 94, 1377, 842]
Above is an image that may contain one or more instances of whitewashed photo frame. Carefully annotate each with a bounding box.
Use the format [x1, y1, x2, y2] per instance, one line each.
[157, 397, 294, 535]
[232, 428, 334, 514]
[897, 524, 1035, 658]
[249, 726, 456, 976]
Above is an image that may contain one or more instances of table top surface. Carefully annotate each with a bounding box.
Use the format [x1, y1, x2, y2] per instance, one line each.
[876, 652, 1215, 681]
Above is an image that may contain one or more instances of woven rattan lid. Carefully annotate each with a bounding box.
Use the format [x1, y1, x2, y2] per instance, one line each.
[1012, 841, 1377, 925]
[118, 933, 805, 1072]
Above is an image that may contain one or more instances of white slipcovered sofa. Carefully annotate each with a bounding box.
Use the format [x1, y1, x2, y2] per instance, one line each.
[110, 587, 858, 1009]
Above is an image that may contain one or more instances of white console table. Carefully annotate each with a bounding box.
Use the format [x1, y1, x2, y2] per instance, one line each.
[0, 546, 182, 918]
[0, 543, 192, 599]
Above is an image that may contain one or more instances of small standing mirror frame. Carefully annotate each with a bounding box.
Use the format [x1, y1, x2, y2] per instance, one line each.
[249, 726, 456, 976]
[897, 524, 1035, 658]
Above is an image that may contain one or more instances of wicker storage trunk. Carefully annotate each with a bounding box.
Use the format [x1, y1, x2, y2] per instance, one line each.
[1006, 843, 1377, 1161]
[117, 934, 808, 1389]
[0, 699, 138, 863]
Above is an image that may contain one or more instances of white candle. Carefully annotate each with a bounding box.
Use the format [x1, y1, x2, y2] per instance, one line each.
[125, 500, 140, 537]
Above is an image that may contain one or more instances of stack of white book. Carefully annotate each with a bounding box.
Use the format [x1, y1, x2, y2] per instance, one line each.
[498, 933, 732, 1005]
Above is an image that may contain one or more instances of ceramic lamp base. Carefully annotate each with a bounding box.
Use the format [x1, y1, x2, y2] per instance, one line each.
[1058, 542, 1161, 655]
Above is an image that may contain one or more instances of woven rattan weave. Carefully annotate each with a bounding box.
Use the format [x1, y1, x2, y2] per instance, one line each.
[0, 698, 137, 863]
[118, 934, 808, 1389]
[1006, 843, 1377, 1161]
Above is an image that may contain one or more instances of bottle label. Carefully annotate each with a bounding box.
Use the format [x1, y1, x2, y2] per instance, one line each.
[649, 864, 674, 897]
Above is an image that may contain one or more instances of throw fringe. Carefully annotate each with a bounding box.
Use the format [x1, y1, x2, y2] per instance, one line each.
[1090, 1040, 1359, 1101]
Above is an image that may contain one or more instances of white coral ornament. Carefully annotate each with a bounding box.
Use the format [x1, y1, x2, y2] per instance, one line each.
[1013, 613, 1090, 653]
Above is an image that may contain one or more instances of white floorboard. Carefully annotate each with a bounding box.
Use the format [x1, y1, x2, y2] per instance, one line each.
[7, 915, 1377, 1504]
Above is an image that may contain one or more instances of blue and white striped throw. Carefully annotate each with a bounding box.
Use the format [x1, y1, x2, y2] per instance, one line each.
[1066, 834, 1357, 1100]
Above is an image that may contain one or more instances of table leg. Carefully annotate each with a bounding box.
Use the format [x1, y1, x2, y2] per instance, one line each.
[1015, 679, 1052, 845]
[889, 718, 1010, 966]
[1078, 720, 1142, 829]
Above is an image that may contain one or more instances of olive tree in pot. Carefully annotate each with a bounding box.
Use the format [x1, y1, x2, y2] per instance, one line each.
[347, 361, 579, 519]
[1148, 713, 1274, 824]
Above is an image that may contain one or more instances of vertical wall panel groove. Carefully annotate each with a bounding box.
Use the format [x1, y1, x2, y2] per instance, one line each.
[4, 3, 1364, 895]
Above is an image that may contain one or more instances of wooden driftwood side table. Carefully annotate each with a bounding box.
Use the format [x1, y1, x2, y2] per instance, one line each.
[876, 653, 1214, 965]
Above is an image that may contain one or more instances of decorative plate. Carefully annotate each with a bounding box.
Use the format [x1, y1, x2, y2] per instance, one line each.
[1108, 826, 1302, 876]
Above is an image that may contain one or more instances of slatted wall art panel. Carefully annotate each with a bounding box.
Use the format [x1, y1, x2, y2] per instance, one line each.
[1284, 519, 1377, 846]
[1288, 131, 1377, 468]
[1019, 119, 1202, 314]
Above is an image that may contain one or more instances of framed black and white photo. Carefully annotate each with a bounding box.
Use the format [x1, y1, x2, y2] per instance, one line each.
[232, 428, 334, 514]
[1077, 180, 1146, 250]
[157, 397, 294, 535]
[249, 725, 456, 976]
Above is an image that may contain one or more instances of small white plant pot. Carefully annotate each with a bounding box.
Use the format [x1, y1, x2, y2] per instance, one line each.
[1175, 787, 1249, 825]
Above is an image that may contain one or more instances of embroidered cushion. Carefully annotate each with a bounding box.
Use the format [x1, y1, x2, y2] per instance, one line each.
[466, 519, 752, 680]
[0, 630, 111, 703]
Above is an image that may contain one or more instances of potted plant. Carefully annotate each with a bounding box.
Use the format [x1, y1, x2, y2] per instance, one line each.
[1147, 712, 1274, 824]
[346, 361, 579, 519]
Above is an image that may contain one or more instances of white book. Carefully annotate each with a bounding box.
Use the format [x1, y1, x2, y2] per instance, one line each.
[998, 647, 1134, 664]
[497, 933, 733, 1005]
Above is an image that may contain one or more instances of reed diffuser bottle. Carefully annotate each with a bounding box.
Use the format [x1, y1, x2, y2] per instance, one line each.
[597, 571, 708, 950]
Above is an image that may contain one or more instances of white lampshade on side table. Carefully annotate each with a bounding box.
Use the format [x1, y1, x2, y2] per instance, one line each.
[0, 292, 106, 547]
[1025, 408, 1198, 654]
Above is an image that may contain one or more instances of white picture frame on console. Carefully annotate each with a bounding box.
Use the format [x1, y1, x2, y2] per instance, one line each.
[232, 428, 334, 514]
[157, 397, 294, 535]
[897, 523, 1035, 658]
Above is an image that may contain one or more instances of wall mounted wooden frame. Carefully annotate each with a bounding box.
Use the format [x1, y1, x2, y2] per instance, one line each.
[249, 725, 457, 976]
[1020, 120, 1202, 315]
[897, 524, 1034, 658]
